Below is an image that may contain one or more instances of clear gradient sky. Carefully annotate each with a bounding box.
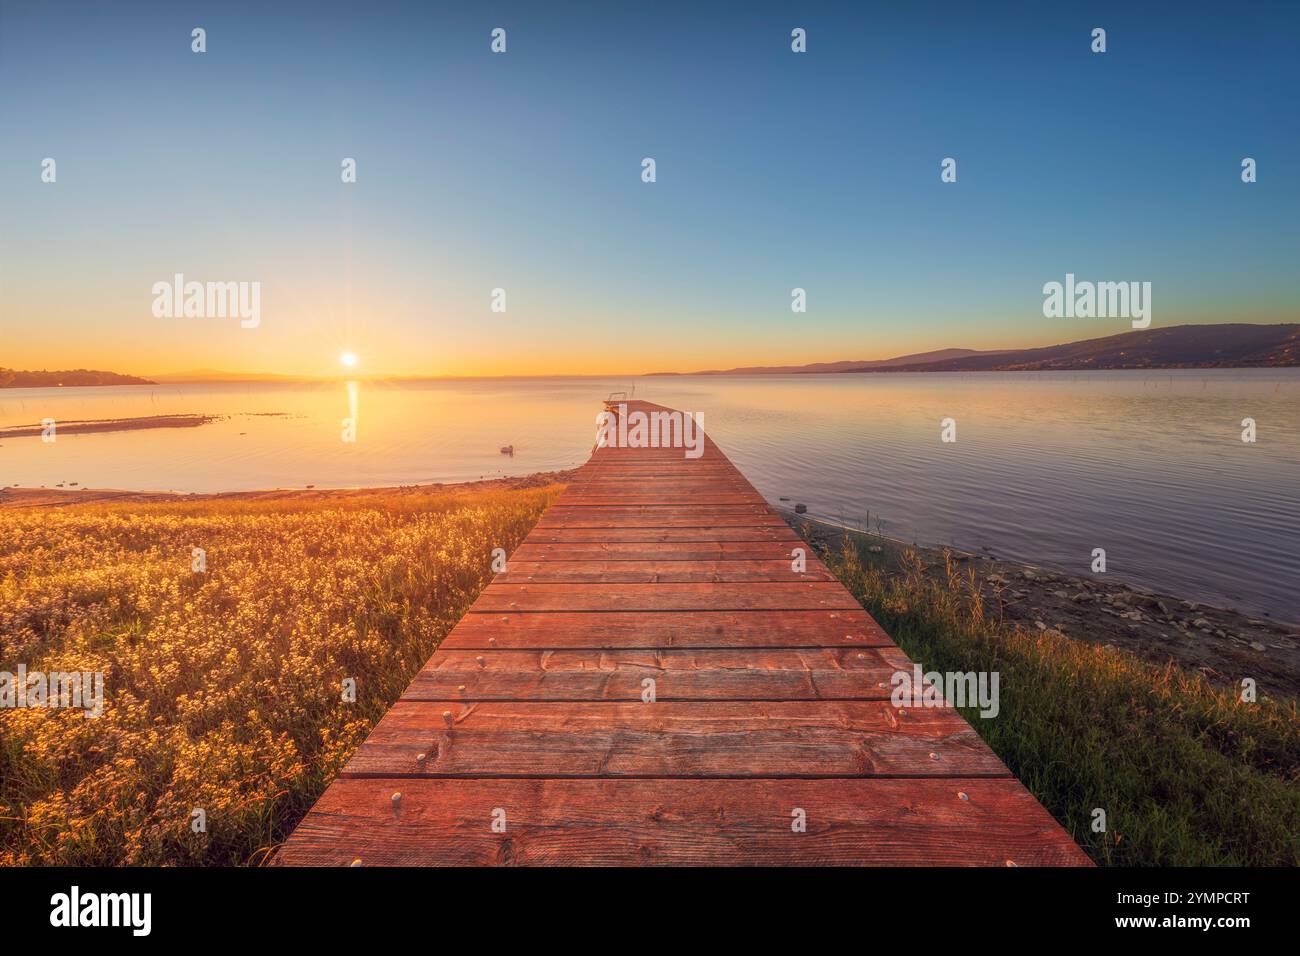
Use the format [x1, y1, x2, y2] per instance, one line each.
[2, 0, 1297, 377]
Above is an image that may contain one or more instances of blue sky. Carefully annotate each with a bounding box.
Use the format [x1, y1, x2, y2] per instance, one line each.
[2, 0, 1296, 375]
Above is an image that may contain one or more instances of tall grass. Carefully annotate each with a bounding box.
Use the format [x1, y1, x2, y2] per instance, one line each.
[0, 485, 562, 865]
[824, 533, 1300, 866]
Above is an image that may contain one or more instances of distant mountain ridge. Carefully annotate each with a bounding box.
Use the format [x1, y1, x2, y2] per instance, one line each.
[867, 324, 1299, 373]
[0, 368, 156, 388]
[653, 324, 1299, 375]
[648, 348, 1000, 375]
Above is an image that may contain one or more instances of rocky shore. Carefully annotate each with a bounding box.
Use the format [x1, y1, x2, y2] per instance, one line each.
[783, 510, 1300, 700]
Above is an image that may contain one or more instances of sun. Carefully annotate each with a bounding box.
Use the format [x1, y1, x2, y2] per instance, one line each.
[339, 352, 359, 368]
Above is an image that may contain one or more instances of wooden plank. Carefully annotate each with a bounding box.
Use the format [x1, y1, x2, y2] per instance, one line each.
[558, 494, 764, 504]
[565, 476, 755, 486]
[560, 488, 760, 498]
[566, 473, 754, 480]
[563, 483, 757, 491]
[470, 581, 863, 612]
[575, 462, 737, 470]
[535, 514, 790, 528]
[498, 559, 837, 583]
[558, 495, 768, 506]
[438, 610, 896, 649]
[276, 777, 1092, 866]
[569, 475, 758, 482]
[403, 647, 910, 700]
[341, 701, 1010, 778]
[509, 542, 814, 562]
[582, 459, 733, 467]
[573, 466, 740, 476]
[546, 504, 775, 514]
[524, 528, 801, 543]
[555, 501, 767, 509]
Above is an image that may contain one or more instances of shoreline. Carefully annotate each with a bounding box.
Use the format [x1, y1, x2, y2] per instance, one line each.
[778, 508, 1300, 699]
[3, 472, 1294, 696]
[0, 470, 580, 509]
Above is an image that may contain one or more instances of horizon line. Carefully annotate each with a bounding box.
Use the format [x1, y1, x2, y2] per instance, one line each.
[9, 321, 1297, 383]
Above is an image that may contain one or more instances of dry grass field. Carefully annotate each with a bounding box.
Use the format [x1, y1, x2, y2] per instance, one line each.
[0, 483, 562, 865]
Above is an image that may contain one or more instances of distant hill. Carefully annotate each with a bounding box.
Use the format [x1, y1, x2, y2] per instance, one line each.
[650, 348, 1002, 376]
[0, 368, 156, 388]
[870, 324, 1300, 373]
[652, 324, 1299, 376]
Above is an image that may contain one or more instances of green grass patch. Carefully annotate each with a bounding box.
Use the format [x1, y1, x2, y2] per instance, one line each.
[822, 533, 1300, 866]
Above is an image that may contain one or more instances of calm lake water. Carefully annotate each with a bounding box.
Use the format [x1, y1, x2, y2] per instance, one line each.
[2, 371, 1297, 621]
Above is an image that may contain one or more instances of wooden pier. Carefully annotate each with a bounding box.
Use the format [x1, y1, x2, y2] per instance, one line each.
[278, 401, 1089, 866]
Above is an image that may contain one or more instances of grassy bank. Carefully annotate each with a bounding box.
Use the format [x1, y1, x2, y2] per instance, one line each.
[0, 483, 562, 865]
[821, 532, 1300, 866]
